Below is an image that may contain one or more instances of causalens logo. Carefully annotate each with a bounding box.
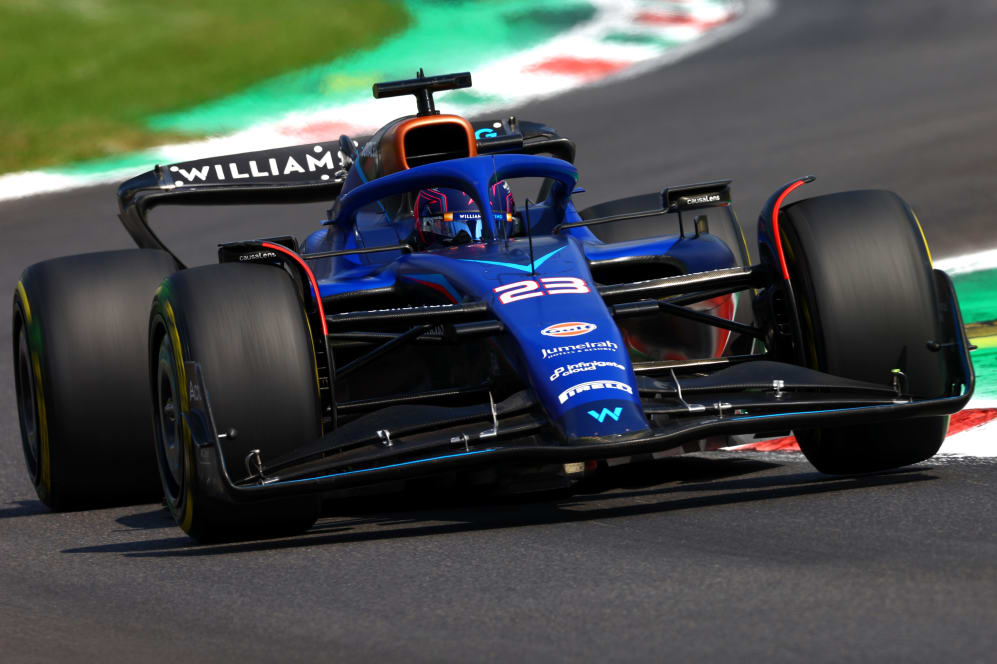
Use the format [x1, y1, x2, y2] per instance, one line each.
[541, 322, 596, 338]
[558, 380, 633, 404]
[588, 407, 623, 423]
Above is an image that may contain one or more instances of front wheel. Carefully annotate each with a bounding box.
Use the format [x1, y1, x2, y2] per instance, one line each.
[773, 190, 950, 474]
[150, 263, 323, 541]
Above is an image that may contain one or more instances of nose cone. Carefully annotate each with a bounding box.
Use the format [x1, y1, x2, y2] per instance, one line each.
[533, 339, 649, 440]
[559, 398, 648, 440]
[466, 237, 650, 441]
[404, 236, 651, 441]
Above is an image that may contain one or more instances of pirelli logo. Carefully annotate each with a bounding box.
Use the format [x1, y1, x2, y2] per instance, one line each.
[557, 379, 633, 404]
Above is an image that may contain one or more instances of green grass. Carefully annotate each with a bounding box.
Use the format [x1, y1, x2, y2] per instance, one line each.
[0, 0, 409, 174]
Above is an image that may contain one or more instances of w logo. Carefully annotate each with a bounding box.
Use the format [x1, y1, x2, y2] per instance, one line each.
[587, 407, 622, 423]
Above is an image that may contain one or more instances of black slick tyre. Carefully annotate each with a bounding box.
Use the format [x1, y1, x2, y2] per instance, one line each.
[13, 249, 180, 509]
[777, 190, 948, 474]
[149, 262, 322, 542]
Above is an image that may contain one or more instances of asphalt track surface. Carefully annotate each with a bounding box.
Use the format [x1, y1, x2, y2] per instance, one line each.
[2, 0, 997, 661]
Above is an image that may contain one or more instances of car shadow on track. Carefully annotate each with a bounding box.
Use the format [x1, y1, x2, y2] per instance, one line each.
[114, 506, 178, 530]
[60, 455, 938, 558]
[0, 499, 50, 519]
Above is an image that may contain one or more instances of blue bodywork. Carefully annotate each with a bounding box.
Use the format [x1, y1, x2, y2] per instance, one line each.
[105, 74, 976, 526]
[299, 153, 736, 441]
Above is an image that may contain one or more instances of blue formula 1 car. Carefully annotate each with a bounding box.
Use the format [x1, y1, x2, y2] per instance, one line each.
[13, 71, 974, 541]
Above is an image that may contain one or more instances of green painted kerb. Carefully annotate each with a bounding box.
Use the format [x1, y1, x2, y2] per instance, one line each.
[147, 0, 596, 134]
[603, 31, 678, 46]
[952, 269, 996, 324]
[971, 348, 996, 398]
[953, 268, 997, 399]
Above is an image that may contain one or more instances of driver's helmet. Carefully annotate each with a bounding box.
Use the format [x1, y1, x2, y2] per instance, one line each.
[413, 181, 515, 246]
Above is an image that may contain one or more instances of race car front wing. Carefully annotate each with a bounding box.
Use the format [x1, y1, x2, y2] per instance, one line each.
[178, 269, 973, 503]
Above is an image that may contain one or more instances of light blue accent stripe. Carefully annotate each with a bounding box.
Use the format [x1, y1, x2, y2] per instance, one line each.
[267, 394, 970, 488]
[460, 259, 534, 272]
[588, 407, 622, 423]
[729, 392, 967, 423]
[460, 246, 565, 272]
[529, 246, 566, 269]
[276, 448, 497, 485]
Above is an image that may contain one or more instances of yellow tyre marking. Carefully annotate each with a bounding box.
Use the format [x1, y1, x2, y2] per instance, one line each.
[16, 281, 52, 492]
[31, 354, 51, 492]
[16, 282, 31, 323]
[911, 210, 933, 267]
[162, 299, 196, 533]
[163, 300, 187, 410]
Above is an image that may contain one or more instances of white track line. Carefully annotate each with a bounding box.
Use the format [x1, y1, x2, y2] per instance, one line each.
[936, 249, 997, 275]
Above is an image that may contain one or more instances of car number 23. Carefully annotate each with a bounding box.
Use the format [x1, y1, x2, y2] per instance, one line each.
[493, 277, 590, 305]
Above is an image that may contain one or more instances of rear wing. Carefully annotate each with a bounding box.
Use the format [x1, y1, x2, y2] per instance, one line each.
[117, 140, 357, 262]
[117, 117, 575, 263]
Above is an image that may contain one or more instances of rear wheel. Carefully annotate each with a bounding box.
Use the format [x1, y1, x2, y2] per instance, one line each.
[776, 190, 949, 474]
[13, 249, 179, 509]
[150, 263, 322, 542]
